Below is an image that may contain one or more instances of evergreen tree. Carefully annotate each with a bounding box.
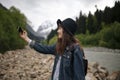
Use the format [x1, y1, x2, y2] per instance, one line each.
[95, 9, 103, 32]
[112, 1, 120, 23]
[103, 6, 112, 24]
[87, 12, 94, 34]
[47, 29, 57, 44]
[76, 11, 87, 34]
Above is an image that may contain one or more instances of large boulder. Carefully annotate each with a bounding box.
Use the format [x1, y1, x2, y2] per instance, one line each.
[107, 71, 120, 80]
[86, 62, 109, 80]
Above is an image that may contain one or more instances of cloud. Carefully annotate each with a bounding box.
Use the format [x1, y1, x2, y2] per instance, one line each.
[79, 0, 100, 5]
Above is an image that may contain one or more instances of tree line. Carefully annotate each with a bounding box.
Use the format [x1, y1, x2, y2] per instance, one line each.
[76, 1, 120, 34]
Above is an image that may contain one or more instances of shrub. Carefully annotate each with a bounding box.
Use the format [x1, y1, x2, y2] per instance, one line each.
[49, 22, 120, 49]
[76, 33, 100, 46]
[99, 22, 120, 49]
[0, 6, 27, 53]
[49, 35, 57, 45]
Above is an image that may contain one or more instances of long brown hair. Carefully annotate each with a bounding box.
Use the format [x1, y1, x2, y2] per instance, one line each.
[56, 29, 80, 55]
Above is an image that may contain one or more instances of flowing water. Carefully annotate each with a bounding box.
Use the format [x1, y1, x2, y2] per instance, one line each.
[84, 48, 120, 73]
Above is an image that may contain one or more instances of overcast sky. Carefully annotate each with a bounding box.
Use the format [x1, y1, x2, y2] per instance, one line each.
[0, 0, 116, 31]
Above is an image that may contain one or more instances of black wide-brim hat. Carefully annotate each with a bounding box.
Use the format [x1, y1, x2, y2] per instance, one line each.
[57, 18, 77, 36]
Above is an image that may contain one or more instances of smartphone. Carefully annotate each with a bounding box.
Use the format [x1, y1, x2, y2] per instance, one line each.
[17, 26, 23, 33]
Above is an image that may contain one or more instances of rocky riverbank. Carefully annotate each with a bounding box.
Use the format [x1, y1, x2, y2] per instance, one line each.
[0, 46, 120, 80]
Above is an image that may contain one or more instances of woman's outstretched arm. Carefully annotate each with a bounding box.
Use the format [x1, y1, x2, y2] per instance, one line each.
[19, 30, 56, 55]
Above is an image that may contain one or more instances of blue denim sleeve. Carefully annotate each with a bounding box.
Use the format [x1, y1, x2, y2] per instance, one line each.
[73, 46, 85, 80]
[29, 40, 56, 55]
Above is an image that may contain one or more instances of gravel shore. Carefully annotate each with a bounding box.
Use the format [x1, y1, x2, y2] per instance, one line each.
[0, 46, 120, 80]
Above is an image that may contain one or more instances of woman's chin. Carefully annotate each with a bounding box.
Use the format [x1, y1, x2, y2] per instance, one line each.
[58, 37, 62, 39]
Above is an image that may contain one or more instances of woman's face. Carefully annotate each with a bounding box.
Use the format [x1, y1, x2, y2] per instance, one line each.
[57, 26, 63, 39]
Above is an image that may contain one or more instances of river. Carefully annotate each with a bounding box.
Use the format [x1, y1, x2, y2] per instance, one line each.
[84, 47, 120, 73]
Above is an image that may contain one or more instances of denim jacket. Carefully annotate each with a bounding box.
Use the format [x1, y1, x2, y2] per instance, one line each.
[30, 41, 85, 80]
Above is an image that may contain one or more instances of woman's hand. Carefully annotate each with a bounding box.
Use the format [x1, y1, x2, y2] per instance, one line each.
[19, 30, 31, 43]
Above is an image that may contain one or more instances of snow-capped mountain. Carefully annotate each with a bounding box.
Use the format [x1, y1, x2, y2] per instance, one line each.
[37, 20, 57, 39]
[26, 20, 57, 41]
[26, 24, 44, 42]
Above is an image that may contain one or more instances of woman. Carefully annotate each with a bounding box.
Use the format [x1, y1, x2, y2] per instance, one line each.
[20, 18, 85, 80]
